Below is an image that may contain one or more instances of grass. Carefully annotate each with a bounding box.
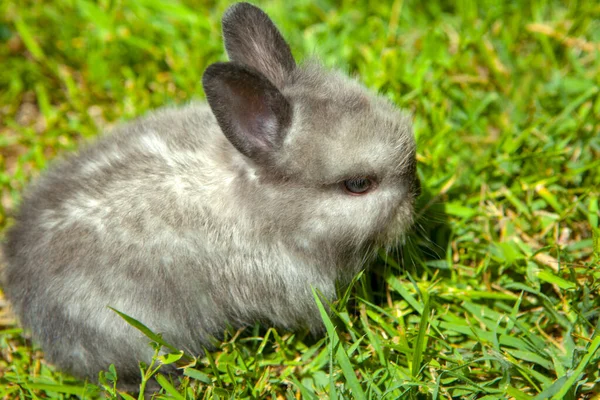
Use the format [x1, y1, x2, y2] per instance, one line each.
[1, 0, 599, 398]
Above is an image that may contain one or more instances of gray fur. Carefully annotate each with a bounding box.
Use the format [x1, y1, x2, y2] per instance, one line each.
[1, 2, 418, 385]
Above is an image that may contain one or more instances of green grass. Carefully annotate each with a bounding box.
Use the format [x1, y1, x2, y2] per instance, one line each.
[1, 0, 599, 398]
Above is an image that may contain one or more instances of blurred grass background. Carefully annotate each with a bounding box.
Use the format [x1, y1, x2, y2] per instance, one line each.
[1, 0, 599, 398]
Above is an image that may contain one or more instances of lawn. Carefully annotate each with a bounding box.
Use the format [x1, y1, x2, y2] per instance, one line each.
[1, 0, 599, 399]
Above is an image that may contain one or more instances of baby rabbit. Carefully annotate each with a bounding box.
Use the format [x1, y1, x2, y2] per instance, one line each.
[2, 2, 419, 386]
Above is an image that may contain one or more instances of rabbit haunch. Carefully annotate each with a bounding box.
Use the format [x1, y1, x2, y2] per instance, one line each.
[2, 2, 419, 386]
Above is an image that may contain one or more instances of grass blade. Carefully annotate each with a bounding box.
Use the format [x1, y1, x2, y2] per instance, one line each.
[550, 335, 600, 399]
[313, 288, 366, 400]
[412, 293, 430, 378]
[109, 307, 184, 357]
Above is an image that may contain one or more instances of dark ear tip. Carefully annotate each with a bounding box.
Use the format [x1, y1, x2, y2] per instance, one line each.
[202, 62, 223, 79]
[202, 63, 223, 90]
[222, 2, 263, 25]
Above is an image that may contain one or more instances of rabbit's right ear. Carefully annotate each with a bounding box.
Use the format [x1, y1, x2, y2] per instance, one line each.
[203, 62, 292, 162]
[221, 2, 296, 89]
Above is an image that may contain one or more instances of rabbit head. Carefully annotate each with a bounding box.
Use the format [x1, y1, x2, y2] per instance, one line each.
[203, 3, 419, 277]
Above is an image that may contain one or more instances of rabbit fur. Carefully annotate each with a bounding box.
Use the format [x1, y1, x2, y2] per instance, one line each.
[2, 2, 419, 386]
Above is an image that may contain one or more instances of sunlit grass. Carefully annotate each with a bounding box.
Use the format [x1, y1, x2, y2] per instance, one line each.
[1, 0, 599, 398]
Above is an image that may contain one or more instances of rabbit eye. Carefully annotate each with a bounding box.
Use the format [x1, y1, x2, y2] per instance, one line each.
[343, 177, 374, 195]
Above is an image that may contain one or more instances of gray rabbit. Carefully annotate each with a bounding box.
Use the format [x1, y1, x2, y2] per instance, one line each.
[2, 2, 419, 386]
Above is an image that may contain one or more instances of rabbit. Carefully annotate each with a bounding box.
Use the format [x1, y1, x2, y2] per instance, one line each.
[1, 2, 419, 388]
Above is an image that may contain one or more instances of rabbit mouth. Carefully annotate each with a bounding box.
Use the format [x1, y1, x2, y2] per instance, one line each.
[375, 202, 416, 248]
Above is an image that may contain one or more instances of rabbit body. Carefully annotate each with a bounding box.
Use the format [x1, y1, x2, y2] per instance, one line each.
[2, 3, 418, 384]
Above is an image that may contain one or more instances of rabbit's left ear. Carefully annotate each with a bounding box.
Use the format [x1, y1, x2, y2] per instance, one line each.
[221, 2, 296, 89]
[203, 62, 292, 162]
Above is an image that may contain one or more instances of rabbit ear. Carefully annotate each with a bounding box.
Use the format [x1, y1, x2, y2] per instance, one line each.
[221, 2, 296, 89]
[203, 62, 292, 162]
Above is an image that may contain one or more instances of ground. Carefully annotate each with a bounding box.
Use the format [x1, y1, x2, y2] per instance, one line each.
[0, 0, 599, 399]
